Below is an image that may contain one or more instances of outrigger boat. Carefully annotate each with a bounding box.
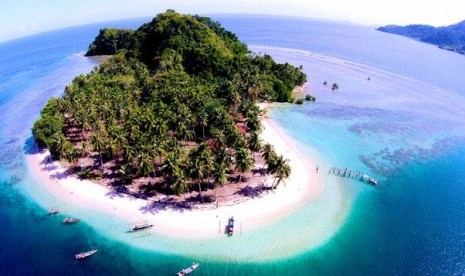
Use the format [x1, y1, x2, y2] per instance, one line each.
[227, 216, 234, 236]
[130, 222, 154, 232]
[362, 174, 378, 185]
[63, 217, 81, 224]
[75, 249, 97, 260]
[48, 208, 61, 215]
[177, 262, 199, 276]
[368, 178, 378, 185]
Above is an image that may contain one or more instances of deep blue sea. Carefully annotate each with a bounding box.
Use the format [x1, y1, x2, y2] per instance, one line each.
[1, 15, 465, 275]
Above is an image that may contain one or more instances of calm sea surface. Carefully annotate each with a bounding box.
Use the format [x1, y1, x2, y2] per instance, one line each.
[1, 15, 465, 275]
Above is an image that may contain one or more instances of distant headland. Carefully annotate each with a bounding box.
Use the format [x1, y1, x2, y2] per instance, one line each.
[377, 20, 465, 55]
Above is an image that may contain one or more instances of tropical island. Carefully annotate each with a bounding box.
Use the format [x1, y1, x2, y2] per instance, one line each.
[32, 10, 307, 208]
[377, 20, 465, 55]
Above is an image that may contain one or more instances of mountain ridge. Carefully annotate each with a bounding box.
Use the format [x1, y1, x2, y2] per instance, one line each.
[377, 20, 465, 55]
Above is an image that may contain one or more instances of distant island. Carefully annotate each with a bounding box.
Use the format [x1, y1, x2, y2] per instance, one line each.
[32, 10, 306, 206]
[377, 20, 465, 55]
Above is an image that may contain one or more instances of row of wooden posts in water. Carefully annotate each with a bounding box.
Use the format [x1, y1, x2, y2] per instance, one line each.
[328, 167, 378, 185]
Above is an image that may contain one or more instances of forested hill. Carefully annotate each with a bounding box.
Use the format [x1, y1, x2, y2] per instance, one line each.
[85, 10, 306, 101]
[32, 10, 306, 196]
[377, 20, 465, 55]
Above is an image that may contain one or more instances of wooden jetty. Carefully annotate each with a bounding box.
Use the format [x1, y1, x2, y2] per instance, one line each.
[329, 167, 378, 185]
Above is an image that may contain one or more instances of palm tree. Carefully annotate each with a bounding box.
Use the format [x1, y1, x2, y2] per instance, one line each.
[238, 101, 252, 118]
[161, 151, 178, 178]
[188, 158, 205, 200]
[105, 137, 120, 160]
[261, 143, 277, 168]
[235, 148, 253, 183]
[213, 162, 228, 187]
[118, 164, 134, 184]
[198, 109, 208, 139]
[63, 141, 77, 164]
[91, 131, 105, 172]
[50, 132, 67, 158]
[137, 151, 154, 177]
[246, 116, 262, 132]
[247, 76, 263, 101]
[247, 131, 262, 158]
[269, 155, 291, 189]
[245, 103, 261, 120]
[211, 128, 226, 149]
[123, 145, 136, 165]
[177, 124, 194, 147]
[212, 161, 228, 202]
[224, 79, 241, 110]
[215, 146, 232, 169]
[171, 165, 189, 195]
[80, 140, 92, 158]
[152, 118, 168, 138]
[188, 143, 213, 200]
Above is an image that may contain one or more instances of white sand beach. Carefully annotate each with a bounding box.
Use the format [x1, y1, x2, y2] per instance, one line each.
[26, 113, 326, 239]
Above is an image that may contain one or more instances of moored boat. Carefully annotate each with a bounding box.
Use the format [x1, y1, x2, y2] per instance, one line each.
[362, 174, 378, 185]
[63, 217, 81, 224]
[75, 249, 97, 260]
[130, 222, 154, 232]
[227, 216, 234, 236]
[177, 262, 199, 276]
[48, 208, 60, 215]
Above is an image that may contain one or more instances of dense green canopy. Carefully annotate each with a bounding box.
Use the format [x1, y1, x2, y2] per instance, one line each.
[33, 10, 305, 196]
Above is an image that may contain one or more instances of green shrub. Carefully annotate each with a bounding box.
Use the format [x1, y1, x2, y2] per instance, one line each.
[32, 115, 64, 149]
[305, 94, 316, 101]
[295, 98, 304, 104]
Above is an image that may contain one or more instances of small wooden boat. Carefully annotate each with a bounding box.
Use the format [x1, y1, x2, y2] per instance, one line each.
[227, 216, 234, 236]
[48, 208, 61, 215]
[75, 249, 97, 260]
[130, 222, 154, 232]
[362, 174, 378, 185]
[63, 217, 81, 224]
[177, 262, 199, 276]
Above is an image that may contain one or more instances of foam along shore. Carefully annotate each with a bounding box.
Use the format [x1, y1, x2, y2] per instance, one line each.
[26, 112, 326, 239]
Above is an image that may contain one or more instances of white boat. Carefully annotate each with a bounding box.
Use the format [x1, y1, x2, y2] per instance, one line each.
[75, 249, 97, 260]
[130, 222, 154, 232]
[63, 217, 81, 224]
[177, 263, 199, 276]
[48, 208, 61, 215]
[362, 175, 378, 185]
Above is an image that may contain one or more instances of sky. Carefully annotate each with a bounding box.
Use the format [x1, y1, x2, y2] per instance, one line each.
[1, 0, 464, 43]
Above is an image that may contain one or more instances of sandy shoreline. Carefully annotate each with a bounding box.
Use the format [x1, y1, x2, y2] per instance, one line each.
[26, 109, 325, 239]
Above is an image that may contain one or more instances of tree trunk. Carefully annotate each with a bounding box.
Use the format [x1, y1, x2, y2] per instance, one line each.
[198, 181, 203, 202]
[99, 153, 104, 173]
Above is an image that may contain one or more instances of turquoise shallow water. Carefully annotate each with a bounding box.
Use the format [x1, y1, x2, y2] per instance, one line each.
[1, 15, 465, 275]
